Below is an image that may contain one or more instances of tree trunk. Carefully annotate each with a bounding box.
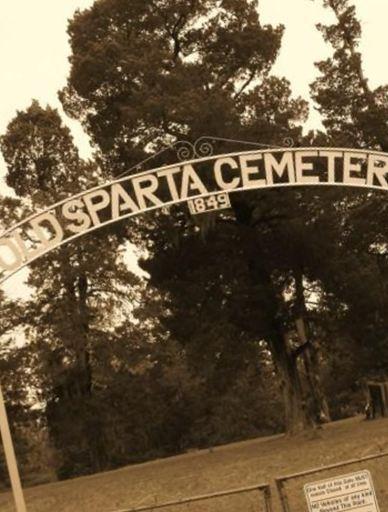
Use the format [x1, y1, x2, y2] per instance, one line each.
[249, 252, 316, 433]
[76, 271, 108, 472]
[49, 265, 108, 475]
[294, 269, 331, 423]
[234, 205, 316, 434]
[76, 272, 92, 398]
[269, 323, 315, 433]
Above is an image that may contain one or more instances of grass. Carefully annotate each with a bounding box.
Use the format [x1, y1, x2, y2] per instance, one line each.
[0, 416, 388, 512]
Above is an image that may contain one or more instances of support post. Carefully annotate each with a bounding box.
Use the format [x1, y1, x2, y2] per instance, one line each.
[0, 384, 27, 512]
[263, 486, 273, 512]
[275, 479, 290, 512]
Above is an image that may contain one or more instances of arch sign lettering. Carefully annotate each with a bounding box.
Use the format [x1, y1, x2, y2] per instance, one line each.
[1, 146, 388, 284]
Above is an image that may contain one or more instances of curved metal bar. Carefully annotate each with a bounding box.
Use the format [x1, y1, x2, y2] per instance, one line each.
[116, 140, 195, 179]
[0, 147, 387, 286]
[1, 146, 385, 242]
[194, 135, 293, 151]
[111, 483, 271, 512]
[116, 136, 295, 179]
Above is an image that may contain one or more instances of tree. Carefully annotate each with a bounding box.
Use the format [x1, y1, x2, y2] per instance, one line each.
[0, 284, 50, 486]
[60, 0, 295, 172]
[311, 0, 388, 150]
[1, 3, 385, 476]
[309, 0, 388, 412]
[0, 102, 146, 476]
[60, 0, 326, 434]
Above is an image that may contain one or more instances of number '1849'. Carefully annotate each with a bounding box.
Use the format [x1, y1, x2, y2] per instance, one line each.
[187, 193, 231, 215]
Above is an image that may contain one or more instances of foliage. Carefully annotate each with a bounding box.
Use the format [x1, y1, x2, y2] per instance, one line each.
[0, 0, 387, 484]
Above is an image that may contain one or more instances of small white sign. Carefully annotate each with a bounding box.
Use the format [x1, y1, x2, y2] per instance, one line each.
[304, 470, 380, 512]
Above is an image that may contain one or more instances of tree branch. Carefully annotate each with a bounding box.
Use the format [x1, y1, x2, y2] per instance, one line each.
[234, 69, 257, 101]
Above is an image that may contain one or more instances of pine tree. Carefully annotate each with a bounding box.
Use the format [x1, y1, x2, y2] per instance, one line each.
[309, 0, 388, 404]
[311, 0, 388, 150]
[1, 102, 143, 476]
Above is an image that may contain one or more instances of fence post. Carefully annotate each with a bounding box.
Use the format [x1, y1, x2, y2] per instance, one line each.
[263, 485, 273, 512]
[275, 479, 290, 512]
[0, 384, 27, 512]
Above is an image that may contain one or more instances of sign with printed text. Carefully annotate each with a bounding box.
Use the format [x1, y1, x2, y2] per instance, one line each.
[304, 470, 380, 512]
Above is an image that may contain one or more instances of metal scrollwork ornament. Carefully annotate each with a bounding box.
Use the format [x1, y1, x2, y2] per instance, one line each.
[193, 138, 214, 158]
[175, 141, 195, 161]
[118, 135, 296, 179]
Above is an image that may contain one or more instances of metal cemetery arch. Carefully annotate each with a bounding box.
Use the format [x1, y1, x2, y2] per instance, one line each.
[1, 146, 388, 285]
[1, 144, 388, 511]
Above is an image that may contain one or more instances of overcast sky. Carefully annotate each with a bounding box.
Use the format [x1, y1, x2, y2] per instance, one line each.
[0, 0, 387, 298]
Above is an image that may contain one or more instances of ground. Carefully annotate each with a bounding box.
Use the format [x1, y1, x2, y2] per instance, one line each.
[1, 416, 388, 512]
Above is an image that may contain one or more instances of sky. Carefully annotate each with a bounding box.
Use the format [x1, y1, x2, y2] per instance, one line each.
[0, 0, 387, 298]
[259, 0, 388, 124]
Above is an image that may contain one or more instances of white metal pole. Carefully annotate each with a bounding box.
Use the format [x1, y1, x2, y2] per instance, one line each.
[0, 384, 27, 512]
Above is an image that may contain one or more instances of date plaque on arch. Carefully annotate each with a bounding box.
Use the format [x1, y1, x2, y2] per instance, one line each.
[187, 192, 231, 215]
